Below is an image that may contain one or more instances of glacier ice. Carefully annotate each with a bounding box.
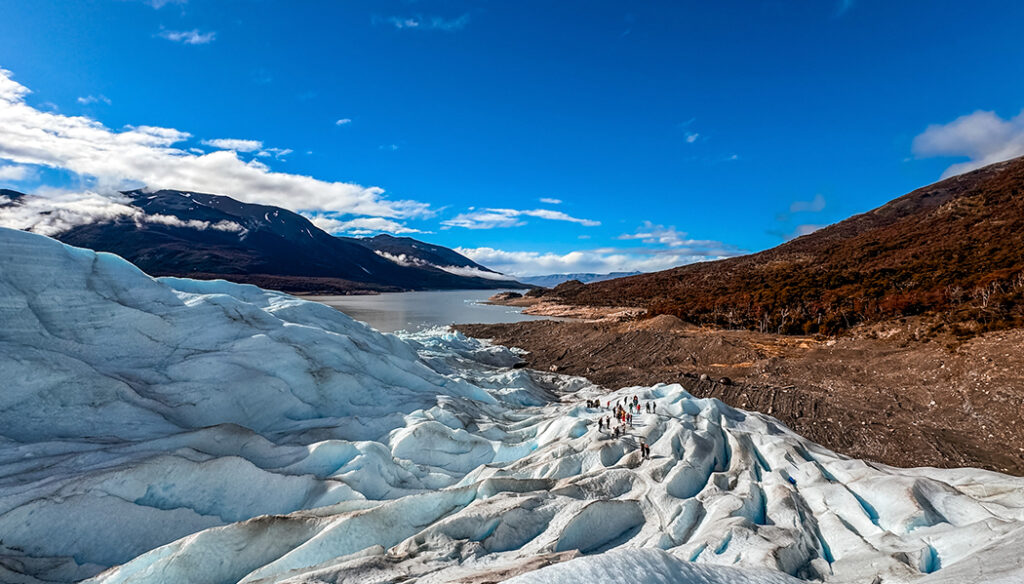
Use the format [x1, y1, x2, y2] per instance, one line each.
[0, 227, 1023, 584]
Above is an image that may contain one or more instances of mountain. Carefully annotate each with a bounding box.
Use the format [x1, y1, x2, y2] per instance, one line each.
[0, 188, 523, 293]
[0, 188, 25, 203]
[518, 271, 642, 288]
[547, 156, 1024, 336]
[354, 233, 512, 282]
[2, 226, 1024, 584]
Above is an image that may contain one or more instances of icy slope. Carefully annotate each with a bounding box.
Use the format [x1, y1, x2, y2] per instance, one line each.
[1, 227, 1023, 584]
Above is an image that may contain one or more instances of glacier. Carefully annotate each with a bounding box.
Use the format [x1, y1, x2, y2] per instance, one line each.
[0, 226, 1022, 584]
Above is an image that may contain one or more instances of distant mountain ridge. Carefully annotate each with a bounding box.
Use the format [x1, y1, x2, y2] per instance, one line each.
[518, 271, 642, 288]
[547, 156, 1024, 336]
[0, 188, 524, 293]
[358, 234, 512, 282]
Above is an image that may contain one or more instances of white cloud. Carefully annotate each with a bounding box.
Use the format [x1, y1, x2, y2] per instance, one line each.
[335, 118, 352, 126]
[539, 197, 562, 204]
[201, 138, 263, 152]
[435, 265, 512, 281]
[912, 110, 1024, 178]
[371, 251, 510, 280]
[0, 190, 244, 237]
[141, 0, 186, 8]
[0, 191, 134, 236]
[385, 14, 470, 31]
[522, 209, 600, 226]
[256, 147, 292, 159]
[77, 95, 112, 106]
[791, 224, 825, 238]
[442, 208, 600, 230]
[771, 195, 830, 242]
[143, 212, 244, 233]
[0, 70, 29, 102]
[618, 221, 720, 248]
[685, 132, 699, 143]
[0, 164, 33, 181]
[455, 246, 722, 277]
[614, 221, 743, 258]
[159, 29, 216, 45]
[442, 209, 525, 230]
[373, 250, 426, 267]
[306, 215, 422, 235]
[789, 193, 825, 213]
[0, 68, 429, 218]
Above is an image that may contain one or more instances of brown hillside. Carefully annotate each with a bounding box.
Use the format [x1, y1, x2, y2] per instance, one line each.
[554, 156, 1024, 336]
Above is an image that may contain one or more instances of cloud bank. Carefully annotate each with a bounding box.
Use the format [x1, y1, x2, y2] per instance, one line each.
[0, 191, 244, 237]
[0, 164, 33, 181]
[913, 110, 1024, 178]
[456, 246, 733, 277]
[373, 250, 512, 280]
[306, 214, 423, 235]
[0, 68, 429, 219]
[458, 219, 744, 276]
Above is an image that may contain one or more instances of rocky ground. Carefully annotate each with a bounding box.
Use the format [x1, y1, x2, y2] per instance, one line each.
[484, 294, 644, 321]
[456, 314, 1024, 475]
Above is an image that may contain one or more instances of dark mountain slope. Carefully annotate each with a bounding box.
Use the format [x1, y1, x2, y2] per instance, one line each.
[354, 234, 501, 274]
[8, 189, 522, 293]
[0, 189, 25, 205]
[551, 156, 1024, 336]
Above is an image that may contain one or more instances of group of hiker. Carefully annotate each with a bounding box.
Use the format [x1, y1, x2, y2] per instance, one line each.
[588, 395, 658, 421]
[587, 394, 660, 459]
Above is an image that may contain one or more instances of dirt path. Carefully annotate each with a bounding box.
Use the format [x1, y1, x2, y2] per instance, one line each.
[456, 317, 1024, 475]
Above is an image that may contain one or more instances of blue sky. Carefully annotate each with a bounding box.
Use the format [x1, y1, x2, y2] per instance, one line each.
[1, 0, 1023, 275]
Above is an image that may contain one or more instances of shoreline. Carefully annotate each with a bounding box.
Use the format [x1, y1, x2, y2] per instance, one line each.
[484, 293, 645, 322]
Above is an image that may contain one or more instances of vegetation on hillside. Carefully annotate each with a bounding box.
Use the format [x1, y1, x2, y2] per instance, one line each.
[548, 157, 1024, 337]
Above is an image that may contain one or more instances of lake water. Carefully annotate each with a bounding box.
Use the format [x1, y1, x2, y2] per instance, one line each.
[305, 289, 555, 333]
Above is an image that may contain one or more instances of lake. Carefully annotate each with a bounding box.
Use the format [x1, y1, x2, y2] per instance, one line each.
[305, 289, 555, 333]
